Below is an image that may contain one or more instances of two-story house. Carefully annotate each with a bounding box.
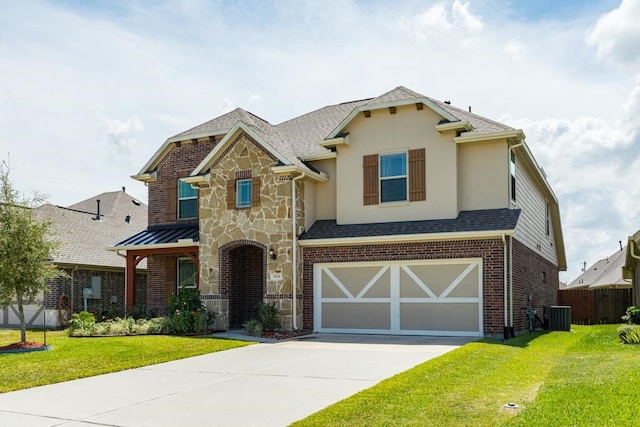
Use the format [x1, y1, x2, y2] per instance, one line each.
[112, 86, 566, 338]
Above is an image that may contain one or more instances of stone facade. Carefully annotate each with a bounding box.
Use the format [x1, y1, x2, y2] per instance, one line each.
[198, 133, 303, 330]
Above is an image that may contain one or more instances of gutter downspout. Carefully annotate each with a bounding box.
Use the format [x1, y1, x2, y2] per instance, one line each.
[502, 234, 508, 340]
[505, 139, 524, 339]
[291, 171, 306, 330]
[509, 236, 515, 338]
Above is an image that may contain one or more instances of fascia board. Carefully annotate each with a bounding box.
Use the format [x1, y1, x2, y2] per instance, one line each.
[181, 175, 207, 186]
[131, 172, 157, 183]
[271, 165, 329, 183]
[107, 241, 199, 252]
[166, 130, 229, 144]
[326, 97, 459, 139]
[454, 130, 525, 144]
[301, 152, 337, 161]
[298, 229, 515, 247]
[320, 134, 349, 147]
[435, 121, 473, 133]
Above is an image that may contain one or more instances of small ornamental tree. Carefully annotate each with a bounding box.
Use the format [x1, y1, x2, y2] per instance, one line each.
[0, 159, 66, 342]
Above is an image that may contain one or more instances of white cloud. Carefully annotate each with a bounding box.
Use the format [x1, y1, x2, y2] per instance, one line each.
[503, 40, 525, 61]
[586, 0, 640, 66]
[452, 0, 484, 32]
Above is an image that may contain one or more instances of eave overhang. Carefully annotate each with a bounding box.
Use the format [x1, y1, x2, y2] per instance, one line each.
[298, 229, 516, 248]
[327, 97, 459, 139]
[131, 171, 157, 183]
[454, 130, 525, 144]
[108, 240, 198, 252]
[271, 165, 329, 183]
[301, 151, 337, 161]
[435, 120, 473, 133]
[320, 134, 349, 148]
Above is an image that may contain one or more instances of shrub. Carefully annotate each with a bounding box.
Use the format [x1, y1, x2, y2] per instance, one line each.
[259, 301, 281, 332]
[243, 319, 263, 337]
[622, 306, 640, 325]
[617, 324, 640, 344]
[167, 287, 215, 333]
[68, 311, 96, 336]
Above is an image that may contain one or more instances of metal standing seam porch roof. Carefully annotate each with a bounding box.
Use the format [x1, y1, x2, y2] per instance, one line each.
[112, 223, 199, 249]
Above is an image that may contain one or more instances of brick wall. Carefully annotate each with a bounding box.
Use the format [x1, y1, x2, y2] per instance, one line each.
[148, 139, 215, 226]
[511, 238, 559, 331]
[302, 238, 506, 335]
[147, 254, 170, 315]
[44, 268, 147, 318]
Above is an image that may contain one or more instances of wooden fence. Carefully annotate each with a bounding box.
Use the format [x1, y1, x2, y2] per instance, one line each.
[558, 288, 633, 325]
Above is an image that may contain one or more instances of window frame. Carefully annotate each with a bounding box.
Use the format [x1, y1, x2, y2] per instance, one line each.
[177, 257, 197, 290]
[236, 178, 253, 208]
[379, 152, 408, 203]
[177, 179, 198, 220]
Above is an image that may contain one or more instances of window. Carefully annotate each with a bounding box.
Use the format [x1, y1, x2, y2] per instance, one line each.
[177, 258, 196, 289]
[226, 172, 260, 210]
[380, 152, 407, 203]
[510, 151, 516, 202]
[545, 201, 550, 237]
[236, 179, 252, 208]
[178, 180, 197, 219]
[362, 149, 425, 206]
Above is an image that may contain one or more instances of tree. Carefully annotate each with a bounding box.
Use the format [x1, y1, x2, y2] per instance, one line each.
[0, 159, 66, 343]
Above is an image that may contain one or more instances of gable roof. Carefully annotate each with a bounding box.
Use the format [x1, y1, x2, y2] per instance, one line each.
[566, 246, 628, 289]
[33, 191, 148, 269]
[135, 86, 522, 178]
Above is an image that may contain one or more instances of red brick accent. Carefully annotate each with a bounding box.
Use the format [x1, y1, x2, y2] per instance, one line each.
[303, 238, 507, 335]
[219, 240, 267, 328]
[44, 268, 146, 318]
[511, 238, 559, 331]
[148, 139, 215, 226]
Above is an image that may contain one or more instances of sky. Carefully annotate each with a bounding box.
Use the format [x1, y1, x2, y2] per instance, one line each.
[1, 0, 639, 283]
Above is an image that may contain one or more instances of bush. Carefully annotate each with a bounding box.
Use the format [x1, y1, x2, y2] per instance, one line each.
[167, 287, 215, 333]
[259, 301, 281, 332]
[617, 324, 640, 344]
[68, 311, 96, 336]
[69, 316, 173, 337]
[622, 306, 640, 325]
[243, 319, 263, 337]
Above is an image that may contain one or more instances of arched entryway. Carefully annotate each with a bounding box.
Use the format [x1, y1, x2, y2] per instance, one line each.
[222, 241, 266, 329]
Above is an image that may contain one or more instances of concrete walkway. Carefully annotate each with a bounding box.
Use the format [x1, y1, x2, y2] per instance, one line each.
[0, 334, 473, 427]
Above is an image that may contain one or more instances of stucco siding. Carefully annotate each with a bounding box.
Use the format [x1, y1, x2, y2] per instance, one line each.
[304, 180, 317, 232]
[512, 155, 558, 265]
[457, 140, 509, 211]
[336, 105, 457, 225]
[312, 158, 337, 220]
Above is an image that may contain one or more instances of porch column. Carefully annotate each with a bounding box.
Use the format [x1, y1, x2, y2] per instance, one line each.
[126, 252, 136, 310]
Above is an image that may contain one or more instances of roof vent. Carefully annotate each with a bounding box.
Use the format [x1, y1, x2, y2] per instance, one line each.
[132, 199, 141, 206]
[444, 100, 451, 105]
[93, 199, 102, 221]
[122, 186, 126, 192]
[125, 215, 131, 223]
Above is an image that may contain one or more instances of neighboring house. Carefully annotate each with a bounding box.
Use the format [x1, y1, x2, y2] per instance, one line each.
[565, 245, 629, 289]
[0, 189, 148, 328]
[623, 230, 640, 306]
[112, 86, 566, 338]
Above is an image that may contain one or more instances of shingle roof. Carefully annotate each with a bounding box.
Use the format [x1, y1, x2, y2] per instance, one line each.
[113, 223, 199, 247]
[169, 108, 271, 141]
[33, 191, 148, 269]
[566, 246, 628, 289]
[156, 86, 516, 175]
[300, 209, 521, 240]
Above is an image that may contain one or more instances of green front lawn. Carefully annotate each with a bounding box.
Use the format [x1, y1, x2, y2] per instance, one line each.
[295, 325, 640, 426]
[0, 329, 251, 393]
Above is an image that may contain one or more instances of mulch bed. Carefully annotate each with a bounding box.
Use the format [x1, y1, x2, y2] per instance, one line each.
[0, 341, 47, 351]
[261, 330, 311, 340]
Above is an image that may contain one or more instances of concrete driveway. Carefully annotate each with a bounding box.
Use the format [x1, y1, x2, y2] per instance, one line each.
[0, 333, 473, 427]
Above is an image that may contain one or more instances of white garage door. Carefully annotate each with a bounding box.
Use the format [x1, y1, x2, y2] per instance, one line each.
[314, 258, 483, 337]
